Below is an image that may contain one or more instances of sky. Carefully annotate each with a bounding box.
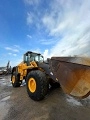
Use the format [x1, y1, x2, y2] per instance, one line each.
[0, 0, 90, 67]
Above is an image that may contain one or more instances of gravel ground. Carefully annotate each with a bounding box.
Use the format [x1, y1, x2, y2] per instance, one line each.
[0, 75, 90, 120]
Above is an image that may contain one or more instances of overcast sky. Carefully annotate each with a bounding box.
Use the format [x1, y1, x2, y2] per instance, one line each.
[0, 0, 90, 67]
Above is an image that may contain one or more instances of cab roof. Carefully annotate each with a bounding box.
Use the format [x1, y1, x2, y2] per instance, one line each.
[24, 51, 41, 56]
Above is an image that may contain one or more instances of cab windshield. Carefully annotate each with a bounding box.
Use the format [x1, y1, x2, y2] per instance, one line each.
[24, 53, 44, 64]
[34, 55, 44, 62]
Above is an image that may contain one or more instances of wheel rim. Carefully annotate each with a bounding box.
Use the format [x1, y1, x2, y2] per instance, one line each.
[12, 75, 15, 84]
[28, 78, 36, 93]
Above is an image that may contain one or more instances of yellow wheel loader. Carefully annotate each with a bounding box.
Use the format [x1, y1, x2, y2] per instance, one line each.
[11, 51, 90, 101]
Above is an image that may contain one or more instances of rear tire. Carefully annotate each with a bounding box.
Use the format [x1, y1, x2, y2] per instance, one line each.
[26, 70, 49, 101]
[11, 72, 22, 87]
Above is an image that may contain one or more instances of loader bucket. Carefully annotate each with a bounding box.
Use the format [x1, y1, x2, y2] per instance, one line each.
[49, 57, 90, 98]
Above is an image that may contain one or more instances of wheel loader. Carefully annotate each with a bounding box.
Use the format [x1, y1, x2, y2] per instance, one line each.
[11, 51, 90, 101]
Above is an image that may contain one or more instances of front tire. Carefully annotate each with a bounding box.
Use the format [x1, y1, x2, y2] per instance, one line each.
[26, 70, 49, 101]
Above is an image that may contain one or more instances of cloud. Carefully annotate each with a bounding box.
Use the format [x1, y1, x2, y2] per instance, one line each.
[8, 53, 17, 57]
[24, 0, 40, 5]
[27, 34, 32, 39]
[5, 46, 19, 53]
[50, 34, 90, 57]
[13, 49, 19, 52]
[42, 0, 90, 57]
[13, 54, 17, 56]
[25, 0, 90, 58]
[14, 45, 20, 48]
[26, 11, 42, 29]
[8, 53, 12, 55]
[5, 47, 12, 50]
[43, 49, 50, 60]
[40, 39, 57, 45]
[27, 12, 34, 25]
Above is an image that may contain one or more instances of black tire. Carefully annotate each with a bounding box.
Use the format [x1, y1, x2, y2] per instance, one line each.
[26, 70, 49, 101]
[11, 72, 22, 87]
[50, 81, 60, 89]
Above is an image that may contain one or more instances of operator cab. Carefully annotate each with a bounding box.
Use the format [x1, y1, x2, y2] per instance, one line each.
[23, 51, 44, 65]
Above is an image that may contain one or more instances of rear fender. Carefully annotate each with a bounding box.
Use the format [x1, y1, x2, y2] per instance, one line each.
[37, 62, 57, 81]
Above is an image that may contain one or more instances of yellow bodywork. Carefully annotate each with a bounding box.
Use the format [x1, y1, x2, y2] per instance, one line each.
[17, 61, 38, 80]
